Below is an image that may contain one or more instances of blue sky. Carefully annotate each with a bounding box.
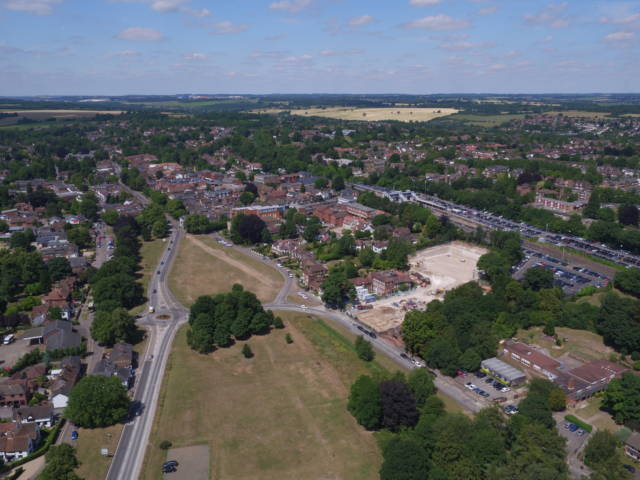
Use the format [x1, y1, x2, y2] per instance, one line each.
[0, 0, 639, 95]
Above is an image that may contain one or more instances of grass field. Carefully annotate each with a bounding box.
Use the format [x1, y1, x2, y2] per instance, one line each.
[547, 110, 611, 118]
[0, 109, 123, 126]
[252, 107, 458, 122]
[140, 312, 386, 480]
[74, 424, 124, 480]
[168, 235, 283, 306]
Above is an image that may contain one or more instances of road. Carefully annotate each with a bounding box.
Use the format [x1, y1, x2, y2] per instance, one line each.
[106, 222, 187, 480]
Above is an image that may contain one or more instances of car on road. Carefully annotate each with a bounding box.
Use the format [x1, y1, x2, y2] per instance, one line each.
[157, 271, 160, 275]
[301, 304, 307, 309]
[153, 289, 157, 294]
[400, 353, 411, 361]
[71, 431, 78, 441]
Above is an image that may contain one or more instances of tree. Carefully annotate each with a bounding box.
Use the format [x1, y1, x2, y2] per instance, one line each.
[602, 372, 640, 427]
[407, 368, 436, 409]
[523, 266, 555, 291]
[102, 209, 119, 226]
[65, 375, 131, 428]
[584, 430, 632, 480]
[38, 443, 81, 480]
[230, 214, 268, 244]
[239, 191, 255, 205]
[347, 375, 382, 430]
[90, 308, 137, 346]
[355, 335, 375, 362]
[380, 436, 430, 480]
[619, 204, 639, 226]
[549, 388, 566, 411]
[379, 379, 419, 432]
[47, 257, 72, 282]
[92, 273, 143, 310]
[358, 247, 376, 267]
[242, 343, 253, 358]
[614, 268, 640, 298]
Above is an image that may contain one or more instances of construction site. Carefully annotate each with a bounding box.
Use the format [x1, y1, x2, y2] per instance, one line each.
[355, 242, 487, 335]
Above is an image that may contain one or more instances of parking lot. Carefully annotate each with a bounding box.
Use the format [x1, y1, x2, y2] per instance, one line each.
[512, 248, 610, 295]
[452, 371, 525, 412]
[0, 336, 40, 368]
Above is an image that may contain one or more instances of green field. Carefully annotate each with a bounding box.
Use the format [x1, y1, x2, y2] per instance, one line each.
[140, 311, 386, 480]
[444, 113, 527, 126]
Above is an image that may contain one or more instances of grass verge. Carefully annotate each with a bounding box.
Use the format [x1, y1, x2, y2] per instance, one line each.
[74, 424, 124, 480]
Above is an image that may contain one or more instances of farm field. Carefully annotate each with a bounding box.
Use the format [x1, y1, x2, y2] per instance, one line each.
[168, 234, 283, 306]
[252, 106, 458, 122]
[0, 109, 123, 125]
[140, 311, 385, 480]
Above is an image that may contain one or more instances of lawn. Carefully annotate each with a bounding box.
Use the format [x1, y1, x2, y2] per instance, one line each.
[140, 312, 384, 480]
[74, 423, 124, 480]
[515, 326, 613, 362]
[130, 238, 166, 316]
[168, 235, 283, 306]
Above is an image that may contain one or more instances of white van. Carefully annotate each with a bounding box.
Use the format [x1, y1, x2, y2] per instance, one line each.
[3, 334, 15, 345]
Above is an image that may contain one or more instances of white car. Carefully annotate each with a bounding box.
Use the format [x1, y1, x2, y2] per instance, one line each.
[301, 304, 307, 309]
[465, 383, 477, 390]
[501, 387, 511, 393]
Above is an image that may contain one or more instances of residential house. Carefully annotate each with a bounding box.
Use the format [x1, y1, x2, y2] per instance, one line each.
[110, 343, 133, 369]
[48, 356, 82, 410]
[370, 270, 414, 296]
[14, 405, 54, 428]
[0, 422, 40, 463]
[0, 384, 27, 408]
[92, 358, 132, 389]
[301, 261, 327, 291]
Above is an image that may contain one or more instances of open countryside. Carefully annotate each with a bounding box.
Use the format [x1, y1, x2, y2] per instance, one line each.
[252, 107, 459, 122]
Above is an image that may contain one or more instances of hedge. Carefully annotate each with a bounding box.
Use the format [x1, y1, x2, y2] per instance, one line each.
[564, 414, 593, 433]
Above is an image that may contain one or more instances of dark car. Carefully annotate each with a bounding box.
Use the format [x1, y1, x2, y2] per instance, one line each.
[484, 378, 494, 384]
[71, 431, 78, 441]
[623, 464, 636, 473]
[475, 371, 487, 378]
[163, 460, 179, 468]
[157, 271, 161, 275]
[162, 465, 176, 473]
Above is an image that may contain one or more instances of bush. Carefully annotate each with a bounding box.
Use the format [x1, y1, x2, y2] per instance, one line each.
[242, 344, 253, 358]
[564, 414, 593, 432]
[355, 335, 375, 362]
[273, 316, 284, 329]
[159, 440, 172, 450]
[285, 333, 293, 344]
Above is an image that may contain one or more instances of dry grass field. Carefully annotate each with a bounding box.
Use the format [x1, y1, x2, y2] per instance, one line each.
[253, 107, 458, 122]
[168, 235, 283, 306]
[140, 312, 385, 480]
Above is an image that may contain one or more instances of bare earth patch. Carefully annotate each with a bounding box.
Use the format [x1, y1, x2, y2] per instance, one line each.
[358, 242, 486, 332]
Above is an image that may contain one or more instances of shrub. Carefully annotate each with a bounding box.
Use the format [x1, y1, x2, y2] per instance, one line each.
[285, 333, 293, 344]
[242, 344, 253, 358]
[159, 440, 172, 450]
[273, 316, 284, 329]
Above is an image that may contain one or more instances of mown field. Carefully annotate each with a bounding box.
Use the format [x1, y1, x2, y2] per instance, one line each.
[140, 311, 387, 480]
[253, 107, 458, 122]
[168, 235, 283, 306]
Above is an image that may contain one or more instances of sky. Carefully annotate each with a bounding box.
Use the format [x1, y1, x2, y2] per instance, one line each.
[0, 0, 639, 95]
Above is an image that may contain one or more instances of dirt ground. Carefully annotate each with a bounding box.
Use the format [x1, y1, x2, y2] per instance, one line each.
[166, 444, 209, 480]
[168, 235, 283, 306]
[358, 242, 486, 332]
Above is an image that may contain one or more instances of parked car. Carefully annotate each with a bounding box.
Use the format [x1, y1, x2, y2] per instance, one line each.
[569, 424, 579, 432]
[71, 431, 78, 441]
[465, 383, 477, 390]
[475, 371, 487, 378]
[623, 464, 636, 474]
[501, 387, 511, 393]
[484, 377, 494, 384]
[576, 429, 585, 436]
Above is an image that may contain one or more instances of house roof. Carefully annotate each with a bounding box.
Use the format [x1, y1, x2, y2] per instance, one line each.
[503, 341, 561, 372]
[15, 405, 52, 422]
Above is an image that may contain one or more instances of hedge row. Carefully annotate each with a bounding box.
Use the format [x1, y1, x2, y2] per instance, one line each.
[564, 414, 593, 433]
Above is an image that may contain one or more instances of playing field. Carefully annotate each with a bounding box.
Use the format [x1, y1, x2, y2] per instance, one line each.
[252, 107, 458, 122]
[140, 312, 384, 480]
[358, 242, 487, 332]
[168, 235, 283, 306]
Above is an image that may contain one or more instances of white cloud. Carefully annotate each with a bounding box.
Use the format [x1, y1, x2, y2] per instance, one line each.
[478, 5, 497, 16]
[115, 27, 164, 42]
[149, 0, 186, 12]
[409, 0, 441, 6]
[2, 0, 61, 15]
[404, 14, 470, 31]
[109, 49, 139, 57]
[181, 7, 210, 17]
[268, 0, 311, 13]
[600, 13, 640, 25]
[281, 54, 313, 63]
[320, 49, 363, 56]
[524, 3, 570, 28]
[439, 40, 494, 51]
[348, 15, 374, 27]
[184, 52, 207, 60]
[604, 31, 636, 47]
[211, 21, 248, 34]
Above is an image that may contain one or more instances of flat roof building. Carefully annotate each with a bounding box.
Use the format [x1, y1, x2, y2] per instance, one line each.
[481, 357, 527, 385]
